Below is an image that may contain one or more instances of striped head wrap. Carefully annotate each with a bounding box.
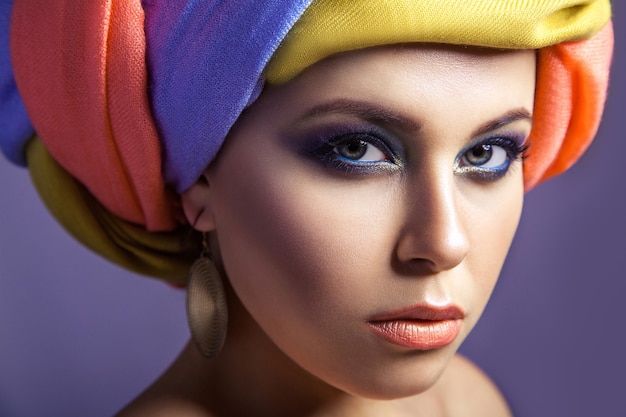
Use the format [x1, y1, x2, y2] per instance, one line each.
[0, 0, 613, 284]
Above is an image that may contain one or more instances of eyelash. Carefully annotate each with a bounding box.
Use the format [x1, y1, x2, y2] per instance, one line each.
[307, 130, 528, 180]
[308, 131, 400, 175]
[455, 137, 529, 181]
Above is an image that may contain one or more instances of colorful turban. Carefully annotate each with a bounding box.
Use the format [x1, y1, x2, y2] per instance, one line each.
[0, 0, 613, 284]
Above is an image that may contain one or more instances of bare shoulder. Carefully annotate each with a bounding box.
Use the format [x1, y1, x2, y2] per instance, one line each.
[114, 345, 214, 417]
[433, 354, 513, 417]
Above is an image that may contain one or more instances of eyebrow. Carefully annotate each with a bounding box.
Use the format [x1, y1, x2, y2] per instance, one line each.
[297, 99, 422, 132]
[471, 108, 533, 137]
[297, 98, 532, 136]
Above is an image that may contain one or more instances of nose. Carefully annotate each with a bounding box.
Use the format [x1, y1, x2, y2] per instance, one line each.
[395, 170, 470, 274]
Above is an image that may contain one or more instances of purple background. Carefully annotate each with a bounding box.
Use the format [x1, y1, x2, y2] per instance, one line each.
[0, 5, 624, 416]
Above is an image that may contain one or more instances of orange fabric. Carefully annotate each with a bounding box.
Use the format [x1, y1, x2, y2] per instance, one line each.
[525, 22, 614, 189]
[10, 0, 175, 231]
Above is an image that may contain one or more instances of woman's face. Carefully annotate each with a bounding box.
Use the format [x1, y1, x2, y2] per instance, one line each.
[189, 45, 535, 398]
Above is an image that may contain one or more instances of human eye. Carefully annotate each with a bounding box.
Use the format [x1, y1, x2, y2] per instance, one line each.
[456, 136, 528, 181]
[309, 131, 400, 174]
[332, 135, 388, 163]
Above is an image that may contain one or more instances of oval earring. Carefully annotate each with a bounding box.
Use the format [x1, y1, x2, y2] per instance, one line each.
[186, 232, 228, 358]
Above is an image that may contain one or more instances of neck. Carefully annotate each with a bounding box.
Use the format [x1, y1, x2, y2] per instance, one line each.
[206, 292, 350, 416]
[137, 285, 442, 417]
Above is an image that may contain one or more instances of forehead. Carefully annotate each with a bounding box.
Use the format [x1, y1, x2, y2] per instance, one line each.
[290, 44, 534, 90]
[256, 44, 536, 127]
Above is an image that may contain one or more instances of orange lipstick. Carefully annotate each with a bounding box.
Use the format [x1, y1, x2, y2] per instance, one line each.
[368, 305, 463, 350]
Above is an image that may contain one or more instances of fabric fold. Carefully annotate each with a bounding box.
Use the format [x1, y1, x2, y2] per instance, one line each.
[26, 138, 197, 284]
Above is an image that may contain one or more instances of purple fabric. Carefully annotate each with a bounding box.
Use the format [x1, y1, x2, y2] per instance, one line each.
[143, 0, 314, 192]
[0, 0, 33, 166]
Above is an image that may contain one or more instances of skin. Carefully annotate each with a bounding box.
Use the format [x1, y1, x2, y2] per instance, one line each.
[119, 44, 535, 416]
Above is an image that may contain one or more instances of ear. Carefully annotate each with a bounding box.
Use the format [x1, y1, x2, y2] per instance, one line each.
[180, 172, 217, 232]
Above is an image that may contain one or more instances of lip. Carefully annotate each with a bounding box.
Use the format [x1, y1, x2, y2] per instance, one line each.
[367, 305, 464, 350]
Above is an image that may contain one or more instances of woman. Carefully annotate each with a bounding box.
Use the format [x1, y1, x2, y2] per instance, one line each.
[0, 1, 613, 416]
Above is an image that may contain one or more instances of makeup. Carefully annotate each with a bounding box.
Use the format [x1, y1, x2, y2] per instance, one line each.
[453, 135, 528, 182]
[367, 305, 464, 350]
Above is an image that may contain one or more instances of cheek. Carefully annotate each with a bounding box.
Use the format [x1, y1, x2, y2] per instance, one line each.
[210, 155, 400, 327]
[461, 178, 524, 320]
[209, 157, 412, 395]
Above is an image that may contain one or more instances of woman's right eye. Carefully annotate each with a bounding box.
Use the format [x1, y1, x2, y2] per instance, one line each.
[332, 137, 389, 163]
[310, 132, 399, 174]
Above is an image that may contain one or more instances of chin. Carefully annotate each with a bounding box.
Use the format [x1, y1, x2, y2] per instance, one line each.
[319, 352, 452, 400]
[339, 375, 442, 401]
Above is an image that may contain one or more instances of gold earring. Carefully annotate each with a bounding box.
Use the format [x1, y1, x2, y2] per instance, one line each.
[186, 232, 228, 358]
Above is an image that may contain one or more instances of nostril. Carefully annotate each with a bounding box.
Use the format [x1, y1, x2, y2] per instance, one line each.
[391, 255, 441, 277]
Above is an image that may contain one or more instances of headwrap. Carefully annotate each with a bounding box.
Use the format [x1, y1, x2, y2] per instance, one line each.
[0, 0, 613, 284]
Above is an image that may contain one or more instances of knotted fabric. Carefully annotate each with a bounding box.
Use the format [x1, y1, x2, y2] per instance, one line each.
[26, 138, 199, 284]
[0, 0, 613, 281]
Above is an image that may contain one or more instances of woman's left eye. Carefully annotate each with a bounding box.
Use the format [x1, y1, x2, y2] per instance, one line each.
[457, 137, 527, 180]
[462, 144, 508, 169]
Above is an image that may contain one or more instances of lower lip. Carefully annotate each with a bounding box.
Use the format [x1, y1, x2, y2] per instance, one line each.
[368, 319, 462, 350]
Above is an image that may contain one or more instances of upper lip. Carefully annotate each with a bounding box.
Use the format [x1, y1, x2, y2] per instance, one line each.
[368, 304, 465, 322]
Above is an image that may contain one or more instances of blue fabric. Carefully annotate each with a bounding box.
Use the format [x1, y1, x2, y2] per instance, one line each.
[143, 0, 314, 192]
[0, 0, 33, 166]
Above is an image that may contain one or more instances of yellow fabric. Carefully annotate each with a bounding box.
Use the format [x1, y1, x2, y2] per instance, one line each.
[266, 0, 611, 83]
[26, 138, 197, 285]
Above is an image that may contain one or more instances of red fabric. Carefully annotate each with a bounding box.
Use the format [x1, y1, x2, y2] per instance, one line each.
[10, 0, 175, 230]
